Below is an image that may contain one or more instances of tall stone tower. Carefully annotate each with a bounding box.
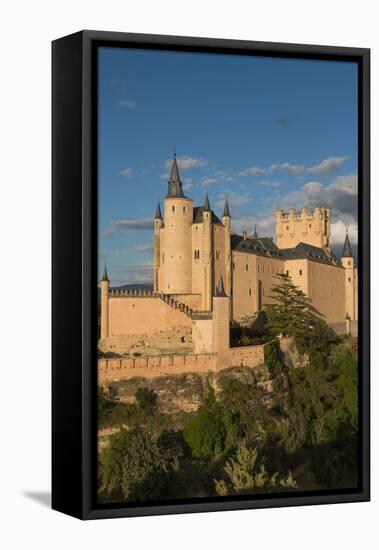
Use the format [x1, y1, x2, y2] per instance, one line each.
[100, 264, 109, 340]
[202, 194, 212, 311]
[213, 275, 230, 368]
[153, 202, 163, 291]
[275, 206, 331, 251]
[222, 199, 232, 297]
[341, 230, 357, 320]
[160, 154, 193, 294]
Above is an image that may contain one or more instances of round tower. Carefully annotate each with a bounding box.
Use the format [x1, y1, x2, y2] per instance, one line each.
[153, 202, 163, 291]
[162, 155, 193, 294]
[341, 230, 356, 321]
[222, 199, 232, 298]
[201, 194, 212, 311]
[100, 264, 110, 340]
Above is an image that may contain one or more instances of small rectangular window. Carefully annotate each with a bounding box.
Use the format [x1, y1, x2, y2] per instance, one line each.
[299, 269, 302, 275]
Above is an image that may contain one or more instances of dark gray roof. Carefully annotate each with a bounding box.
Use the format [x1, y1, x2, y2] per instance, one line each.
[193, 206, 222, 224]
[101, 264, 109, 282]
[342, 232, 353, 257]
[223, 199, 231, 218]
[203, 194, 211, 211]
[166, 155, 188, 199]
[231, 234, 340, 266]
[155, 201, 162, 219]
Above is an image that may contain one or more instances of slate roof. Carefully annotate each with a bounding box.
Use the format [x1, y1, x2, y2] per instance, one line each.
[166, 155, 189, 199]
[193, 206, 222, 224]
[342, 232, 353, 257]
[231, 234, 341, 266]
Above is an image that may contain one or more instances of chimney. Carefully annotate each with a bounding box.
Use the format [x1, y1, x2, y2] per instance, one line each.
[242, 230, 247, 240]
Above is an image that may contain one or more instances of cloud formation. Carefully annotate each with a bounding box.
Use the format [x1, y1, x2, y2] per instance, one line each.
[111, 261, 153, 285]
[119, 168, 133, 177]
[239, 155, 348, 178]
[164, 156, 207, 171]
[118, 100, 136, 109]
[307, 156, 348, 176]
[134, 242, 154, 254]
[103, 218, 153, 237]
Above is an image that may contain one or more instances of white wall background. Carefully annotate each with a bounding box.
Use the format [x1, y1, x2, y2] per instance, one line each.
[0, 1, 376, 547]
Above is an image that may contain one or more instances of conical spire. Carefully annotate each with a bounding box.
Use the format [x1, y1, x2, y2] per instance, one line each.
[155, 201, 162, 219]
[203, 193, 211, 212]
[252, 224, 258, 239]
[223, 199, 231, 218]
[101, 263, 109, 282]
[166, 153, 187, 199]
[215, 275, 227, 297]
[342, 230, 353, 258]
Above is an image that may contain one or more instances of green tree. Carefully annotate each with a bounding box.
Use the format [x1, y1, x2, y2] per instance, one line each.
[265, 273, 316, 339]
[100, 429, 168, 500]
[135, 388, 157, 416]
[214, 442, 297, 496]
[183, 386, 225, 458]
[264, 339, 284, 377]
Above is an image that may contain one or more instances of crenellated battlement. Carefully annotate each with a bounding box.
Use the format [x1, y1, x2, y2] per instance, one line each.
[275, 205, 331, 251]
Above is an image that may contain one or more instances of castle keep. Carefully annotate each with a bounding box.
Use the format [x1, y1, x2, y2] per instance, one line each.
[99, 155, 358, 369]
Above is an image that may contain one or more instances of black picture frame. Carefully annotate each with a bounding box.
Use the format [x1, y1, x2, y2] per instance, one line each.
[52, 30, 370, 520]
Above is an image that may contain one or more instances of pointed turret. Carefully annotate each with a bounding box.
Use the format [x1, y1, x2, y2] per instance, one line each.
[166, 154, 187, 199]
[252, 224, 258, 239]
[101, 263, 109, 282]
[155, 201, 162, 219]
[203, 193, 211, 212]
[342, 230, 353, 258]
[223, 199, 230, 218]
[215, 274, 227, 297]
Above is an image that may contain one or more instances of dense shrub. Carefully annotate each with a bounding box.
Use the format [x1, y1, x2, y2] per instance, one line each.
[100, 429, 168, 500]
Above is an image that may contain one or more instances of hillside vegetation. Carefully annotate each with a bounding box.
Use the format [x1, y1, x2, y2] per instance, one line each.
[97, 274, 358, 503]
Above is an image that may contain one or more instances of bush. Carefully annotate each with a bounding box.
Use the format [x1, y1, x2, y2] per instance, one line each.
[135, 388, 157, 415]
[264, 340, 283, 377]
[214, 441, 297, 496]
[100, 429, 168, 501]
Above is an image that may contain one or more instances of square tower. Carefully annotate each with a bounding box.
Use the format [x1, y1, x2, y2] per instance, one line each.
[275, 206, 331, 251]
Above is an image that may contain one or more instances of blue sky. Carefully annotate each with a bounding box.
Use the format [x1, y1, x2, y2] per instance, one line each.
[98, 47, 358, 286]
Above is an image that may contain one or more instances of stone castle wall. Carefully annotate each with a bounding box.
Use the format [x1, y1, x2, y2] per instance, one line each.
[107, 295, 192, 337]
[98, 342, 267, 385]
[98, 352, 217, 383]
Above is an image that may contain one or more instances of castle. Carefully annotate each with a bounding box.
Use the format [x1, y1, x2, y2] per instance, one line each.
[99, 155, 357, 369]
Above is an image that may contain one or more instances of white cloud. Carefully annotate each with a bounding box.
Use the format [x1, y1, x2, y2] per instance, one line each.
[119, 168, 133, 178]
[112, 261, 154, 285]
[118, 100, 136, 109]
[215, 191, 253, 208]
[269, 162, 305, 176]
[331, 220, 358, 245]
[134, 243, 154, 254]
[200, 176, 218, 187]
[103, 218, 153, 237]
[239, 166, 266, 176]
[280, 174, 357, 217]
[164, 156, 207, 170]
[232, 214, 275, 238]
[239, 156, 348, 179]
[307, 156, 348, 176]
[258, 180, 281, 188]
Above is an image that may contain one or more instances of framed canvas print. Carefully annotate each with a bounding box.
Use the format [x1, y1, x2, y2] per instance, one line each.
[52, 30, 370, 520]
